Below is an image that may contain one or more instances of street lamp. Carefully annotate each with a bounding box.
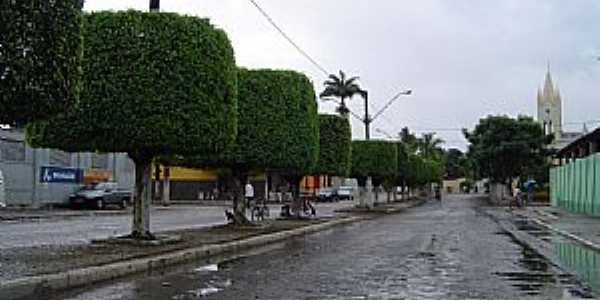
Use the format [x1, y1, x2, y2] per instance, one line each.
[364, 89, 412, 140]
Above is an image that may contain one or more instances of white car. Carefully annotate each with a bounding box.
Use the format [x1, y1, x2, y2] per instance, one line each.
[336, 186, 354, 201]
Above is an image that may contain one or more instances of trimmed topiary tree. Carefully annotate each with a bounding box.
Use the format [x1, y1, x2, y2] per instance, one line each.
[0, 0, 82, 126]
[27, 11, 238, 239]
[351, 140, 398, 184]
[351, 140, 398, 206]
[231, 68, 319, 220]
[173, 68, 319, 222]
[315, 114, 352, 177]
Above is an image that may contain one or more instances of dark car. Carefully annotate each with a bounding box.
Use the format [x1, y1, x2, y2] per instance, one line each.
[317, 187, 337, 202]
[318, 186, 355, 202]
[69, 182, 132, 210]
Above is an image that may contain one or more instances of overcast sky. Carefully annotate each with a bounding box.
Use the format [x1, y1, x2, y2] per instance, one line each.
[84, 1, 600, 150]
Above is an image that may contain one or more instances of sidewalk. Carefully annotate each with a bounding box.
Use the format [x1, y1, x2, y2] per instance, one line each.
[0, 199, 425, 299]
[513, 205, 600, 250]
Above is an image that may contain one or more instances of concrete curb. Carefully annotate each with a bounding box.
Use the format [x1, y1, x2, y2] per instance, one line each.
[529, 217, 600, 252]
[0, 216, 363, 300]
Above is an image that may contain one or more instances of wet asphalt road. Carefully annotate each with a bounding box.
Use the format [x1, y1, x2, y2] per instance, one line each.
[50, 195, 596, 300]
[0, 203, 348, 249]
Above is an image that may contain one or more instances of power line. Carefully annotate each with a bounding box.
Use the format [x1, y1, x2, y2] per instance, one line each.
[248, 0, 329, 76]
[248, 0, 412, 130]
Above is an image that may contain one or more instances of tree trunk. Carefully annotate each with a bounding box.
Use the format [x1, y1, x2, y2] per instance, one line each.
[131, 156, 153, 240]
[231, 169, 251, 226]
[292, 176, 302, 218]
[154, 164, 162, 203]
[162, 166, 170, 206]
[282, 174, 303, 218]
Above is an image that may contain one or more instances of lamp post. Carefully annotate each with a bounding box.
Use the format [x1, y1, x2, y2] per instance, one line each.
[363, 89, 412, 140]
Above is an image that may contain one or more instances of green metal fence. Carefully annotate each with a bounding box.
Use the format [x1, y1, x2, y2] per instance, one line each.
[551, 153, 600, 216]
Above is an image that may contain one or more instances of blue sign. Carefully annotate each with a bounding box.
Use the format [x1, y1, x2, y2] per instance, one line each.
[40, 167, 83, 184]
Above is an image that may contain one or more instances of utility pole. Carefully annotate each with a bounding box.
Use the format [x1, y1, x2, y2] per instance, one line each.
[364, 91, 370, 140]
[150, 0, 159, 11]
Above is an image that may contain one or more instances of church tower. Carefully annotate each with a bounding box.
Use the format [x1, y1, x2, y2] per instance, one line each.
[537, 66, 562, 140]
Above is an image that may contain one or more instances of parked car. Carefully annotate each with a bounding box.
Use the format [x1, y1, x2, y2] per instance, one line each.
[318, 186, 354, 202]
[318, 187, 337, 202]
[69, 182, 132, 210]
[336, 186, 354, 201]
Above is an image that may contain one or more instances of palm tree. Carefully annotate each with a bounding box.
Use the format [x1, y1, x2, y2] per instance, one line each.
[418, 133, 444, 159]
[399, 127, 419, 154]
[320, 71, 366, 117]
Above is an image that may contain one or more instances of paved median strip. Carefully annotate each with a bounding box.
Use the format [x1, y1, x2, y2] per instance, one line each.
[0, 216, 361, 300]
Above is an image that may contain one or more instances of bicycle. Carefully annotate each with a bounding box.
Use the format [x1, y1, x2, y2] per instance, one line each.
[250, 197, 270, 221]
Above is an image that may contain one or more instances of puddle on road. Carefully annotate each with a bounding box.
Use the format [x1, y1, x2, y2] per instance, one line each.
[555, 242, 600, 295]
[496, 219, 597, 299]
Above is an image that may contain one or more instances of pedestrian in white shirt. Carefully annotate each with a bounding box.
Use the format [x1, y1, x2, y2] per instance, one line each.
[245, 180, 254, 207]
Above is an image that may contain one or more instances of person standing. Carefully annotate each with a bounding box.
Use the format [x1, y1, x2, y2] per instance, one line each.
[245, 180, 255, 208]
[525, 180, 535, 207]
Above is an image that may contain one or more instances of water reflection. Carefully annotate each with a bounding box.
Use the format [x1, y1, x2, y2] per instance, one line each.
[554, 242, 600, 296]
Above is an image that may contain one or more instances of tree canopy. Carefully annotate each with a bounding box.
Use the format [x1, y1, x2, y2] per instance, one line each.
[27, 11, 238, 161]
[418, 132, 444, 159]
[444, 148, 467, 180]
[232, 68, 319, 174]
[315, 114, 352, 176]
[351, 140, 398, 185]
[464, 115, 552, 184]
[175, 68, 319, 173]
[0, 0, 83, 126]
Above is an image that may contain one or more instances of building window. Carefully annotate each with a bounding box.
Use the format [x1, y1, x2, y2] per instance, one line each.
[0, 140, 26, 162]
[91, 153, 108, 169]
[49, 150, 72, 167]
